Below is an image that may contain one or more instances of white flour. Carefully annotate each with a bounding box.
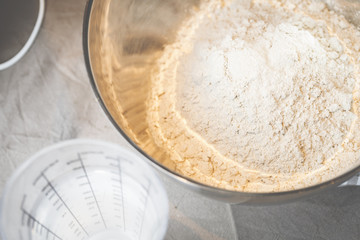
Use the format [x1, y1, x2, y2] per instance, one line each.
[147, 0, 360, 192]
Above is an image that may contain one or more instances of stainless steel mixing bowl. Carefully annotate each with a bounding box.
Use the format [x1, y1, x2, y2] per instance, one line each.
[83, 0, 360, 204]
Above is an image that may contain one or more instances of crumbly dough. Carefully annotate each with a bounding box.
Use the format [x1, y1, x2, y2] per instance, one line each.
[147, 0, 360, 192]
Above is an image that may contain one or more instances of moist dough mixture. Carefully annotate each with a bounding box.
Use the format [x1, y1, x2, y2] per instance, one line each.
[147, 0, 360, 192]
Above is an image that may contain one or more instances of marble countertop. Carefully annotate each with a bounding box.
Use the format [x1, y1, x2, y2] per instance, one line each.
[0, 0, 359, 239]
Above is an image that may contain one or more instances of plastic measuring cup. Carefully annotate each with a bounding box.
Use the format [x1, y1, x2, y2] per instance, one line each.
[0, 139, 169, 240]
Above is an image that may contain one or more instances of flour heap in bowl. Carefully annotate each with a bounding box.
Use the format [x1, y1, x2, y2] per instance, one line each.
[147, 0, 360, 192]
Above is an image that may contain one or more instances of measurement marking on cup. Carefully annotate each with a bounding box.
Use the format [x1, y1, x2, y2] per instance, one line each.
[78, 153, 107, 229]
[33, 160, 59, 186]
[138, 182, 152, 240]
[44, 186, 52, 196]
[78, 151, 104, 155]
[41, 173, 89, 236]
[79, 182, 90, 187]
[69, 221, 75, 229]
[21, 195, 63, 240]
[111, 156, 126, 231]
[56, 203, 63, 211]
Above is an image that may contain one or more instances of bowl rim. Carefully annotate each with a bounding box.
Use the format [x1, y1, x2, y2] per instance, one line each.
[82, 0, 360, 199]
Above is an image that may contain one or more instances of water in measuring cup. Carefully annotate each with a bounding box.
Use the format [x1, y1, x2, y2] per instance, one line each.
[1, 141, 168, 240]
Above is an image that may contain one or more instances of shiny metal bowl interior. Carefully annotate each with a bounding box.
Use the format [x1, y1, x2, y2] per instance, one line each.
[83, 0, 360, 204]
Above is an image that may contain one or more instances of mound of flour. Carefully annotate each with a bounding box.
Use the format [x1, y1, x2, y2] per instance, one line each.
[147, 0, 360, 192]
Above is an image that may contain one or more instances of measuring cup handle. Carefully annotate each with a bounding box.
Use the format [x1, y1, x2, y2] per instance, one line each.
[339, 173, 360, 187]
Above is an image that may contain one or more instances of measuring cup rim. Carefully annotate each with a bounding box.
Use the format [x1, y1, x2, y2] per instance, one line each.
[0, 138, 169, 240]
